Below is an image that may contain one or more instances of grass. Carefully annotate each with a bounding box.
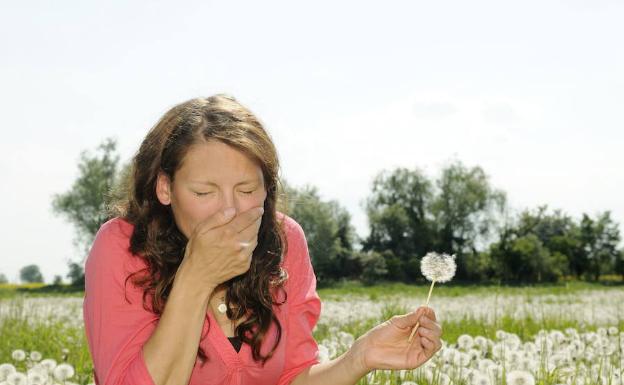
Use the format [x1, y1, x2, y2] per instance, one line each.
[316, 279, 624, 301]
[1, 281, 622, 385]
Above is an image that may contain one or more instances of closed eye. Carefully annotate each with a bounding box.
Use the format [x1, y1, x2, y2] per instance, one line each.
[194, 192, 214, 196]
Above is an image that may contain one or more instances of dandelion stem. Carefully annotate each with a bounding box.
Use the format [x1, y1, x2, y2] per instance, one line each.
[407, 280, 436, 343]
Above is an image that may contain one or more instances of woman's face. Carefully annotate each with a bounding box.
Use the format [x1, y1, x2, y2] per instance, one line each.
[156, 140, 267, 238]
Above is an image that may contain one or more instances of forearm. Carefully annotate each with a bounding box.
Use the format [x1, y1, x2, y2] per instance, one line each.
[142, 268, 215, 385]
[291, 339, 370, 385]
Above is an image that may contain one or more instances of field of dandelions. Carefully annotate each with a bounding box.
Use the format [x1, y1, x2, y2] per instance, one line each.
[1, 282, 623, 385]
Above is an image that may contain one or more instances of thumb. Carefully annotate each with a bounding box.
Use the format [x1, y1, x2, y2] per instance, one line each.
[391, 307, 427, 329]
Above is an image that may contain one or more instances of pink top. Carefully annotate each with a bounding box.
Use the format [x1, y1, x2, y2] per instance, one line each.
[83, 212, 321, 385]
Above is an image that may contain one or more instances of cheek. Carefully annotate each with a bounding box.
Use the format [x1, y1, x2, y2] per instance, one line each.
[173, 194, 221, 235]
[237, 190, 267, 212]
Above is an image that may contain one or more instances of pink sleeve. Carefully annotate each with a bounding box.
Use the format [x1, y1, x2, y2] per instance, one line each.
[276, 217, 322, 385]
[83, 219, 159, 385]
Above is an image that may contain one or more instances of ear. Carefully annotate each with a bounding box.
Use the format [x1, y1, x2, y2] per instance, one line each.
[156, 171, 172, 205]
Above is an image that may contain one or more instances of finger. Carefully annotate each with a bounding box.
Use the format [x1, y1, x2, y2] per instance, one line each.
[418, 325, 441, 340]
[238, 215, 263, 241]
[419, 335, 437, 354]
[194, 207, 238, 235]
[229, 206, 265, 234]
[422, 307, 437, 322]
[419, 316, 441, 334]
[236, 234, 258, 252]
[392, 307, 427, 330]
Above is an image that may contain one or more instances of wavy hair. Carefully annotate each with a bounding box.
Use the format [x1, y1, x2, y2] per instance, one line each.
[109, 94, 290, 366]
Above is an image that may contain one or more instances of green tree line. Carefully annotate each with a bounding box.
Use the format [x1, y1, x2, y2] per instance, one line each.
[45, 138, 624, 287]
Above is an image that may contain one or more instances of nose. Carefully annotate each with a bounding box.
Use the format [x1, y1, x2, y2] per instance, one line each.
[220, 189, 240, 214]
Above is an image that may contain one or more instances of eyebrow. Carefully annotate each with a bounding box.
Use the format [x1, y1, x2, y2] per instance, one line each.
[190, 178, 260, 187]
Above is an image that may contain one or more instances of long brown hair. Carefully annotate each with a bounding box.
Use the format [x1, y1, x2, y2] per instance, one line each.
[110, 94, 290, 366]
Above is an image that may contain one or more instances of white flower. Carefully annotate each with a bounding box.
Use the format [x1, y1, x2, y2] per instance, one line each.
[506, 370, 535, 385]
[317, 344, 330, 363]
[38, 359, 57, 372]
[472, 371, 492, 385]
[457, 334, 474, 350]
[52, 364, 74, 381]
[28, 351, 42, 362]
[420, 252, 456, 282]
[0, 364, 17, 381]
[10, 351, 26, 362]
[5, 372, 28, 385]
[26, 369, 47, 385]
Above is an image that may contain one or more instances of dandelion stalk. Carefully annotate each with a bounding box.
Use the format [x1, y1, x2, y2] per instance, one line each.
[407, 252, 456, 343]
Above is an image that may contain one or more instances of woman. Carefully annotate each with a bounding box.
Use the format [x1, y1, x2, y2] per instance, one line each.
[83, 94, 442, 385]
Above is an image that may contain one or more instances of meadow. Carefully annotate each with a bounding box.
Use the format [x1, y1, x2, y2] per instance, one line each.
[0, 281, 622, 385]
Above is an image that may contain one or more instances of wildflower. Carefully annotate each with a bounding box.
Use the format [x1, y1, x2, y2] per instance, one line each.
[6, 372, 28, 385]
[11, 350, 26, 362]
[52, 363, 75, 381]
[472, 371, 492, 385]
[26, 369, 47, 385]
[506, 370, 535, 385]
[408, 252, 456, 342]
[38, 359, 57, 372]
[0, 363, 17, 382]
[28, 351, 42, 362]
[317, 344, 330, 363]
[457, 334, 474, 350]
[420, 252, 457, 283]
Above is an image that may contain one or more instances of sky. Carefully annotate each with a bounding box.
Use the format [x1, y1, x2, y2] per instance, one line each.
[1, 0, 623, 283]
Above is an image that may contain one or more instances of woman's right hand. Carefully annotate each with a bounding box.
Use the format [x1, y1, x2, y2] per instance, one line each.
[177, 205, 265, 290]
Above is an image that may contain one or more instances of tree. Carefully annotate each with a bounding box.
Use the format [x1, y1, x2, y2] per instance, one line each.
[362, 167, 435, 281]
[429, 160, 507, 279]
[579, 212, 622, 281]
[51, 138, 124, 287]
[0, 273, 8, 284]
[67, 261, 86, 288]
[20, 264, 44, 283]
[282, 180, 358, 284]
[53, 275, 63, 285]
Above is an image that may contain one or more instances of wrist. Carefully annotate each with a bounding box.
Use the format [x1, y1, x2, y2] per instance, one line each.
[344, 336, 372, 377]
[173, 264, 218, 303]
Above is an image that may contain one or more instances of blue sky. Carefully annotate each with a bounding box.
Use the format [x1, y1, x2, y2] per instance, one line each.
[1, 0, 623, 283]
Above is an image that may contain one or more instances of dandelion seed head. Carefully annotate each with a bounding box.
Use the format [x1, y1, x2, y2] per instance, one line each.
[28, 351, 42, 362]
[0, 364, 17, 381]
[506, 370, 535, 385]
[10, 351, 26, 362]
[6, 372, 28, 385]
[52, 364, 74, 381]
[420, 252, 456, 283]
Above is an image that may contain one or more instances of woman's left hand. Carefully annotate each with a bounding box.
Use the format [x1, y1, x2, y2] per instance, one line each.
[350, 306, 442, 372]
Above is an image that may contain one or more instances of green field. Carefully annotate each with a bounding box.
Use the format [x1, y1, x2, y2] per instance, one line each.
[1, 282, 622, 385]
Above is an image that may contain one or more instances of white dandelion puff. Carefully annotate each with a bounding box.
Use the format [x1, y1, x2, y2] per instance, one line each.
[11, 350, 26, 362]
[26, 369, 47, 385]
[28, 351, 42, 362]
[408, 252, 456, 343]
[0, 364, 17, 381]
[38, 359, 57, 372]
[52, 364, 75, 381]
[6, 372, 28, 385]
[420, 252, 457, 283]
[506, 370, 535, 385]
